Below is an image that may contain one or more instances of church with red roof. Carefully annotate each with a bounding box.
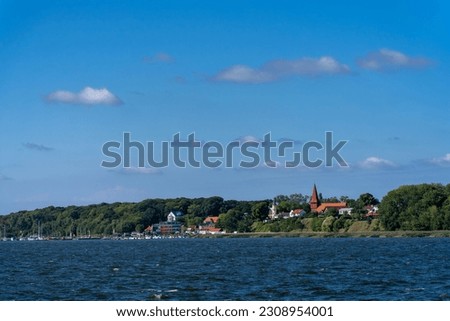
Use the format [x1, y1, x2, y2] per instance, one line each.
[310, 184, 347, 214]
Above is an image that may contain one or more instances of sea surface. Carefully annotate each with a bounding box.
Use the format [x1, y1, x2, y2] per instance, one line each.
[1, 237, 449, 301]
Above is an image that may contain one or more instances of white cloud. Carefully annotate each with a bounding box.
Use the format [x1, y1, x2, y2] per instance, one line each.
[215, 65, 273, 83]
[267, 56, 350, 75]
[359, 156, 396, 169]
[119, 167, 162, 175]
[213, 56, 350, 83]
[234, 135, 262, 143]
[429, 153, 450, 166]
[233, 160, 282, 171]
[46, 87, 123, 106]
[358, 48, 431, 71]
[278, 137, 303, 146]
[143, 52, 174, 63]
[23, 143, 54, 152]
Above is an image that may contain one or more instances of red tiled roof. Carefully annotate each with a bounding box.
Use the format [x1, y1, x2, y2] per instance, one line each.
[315, 202, 347, 213]
[203, 216, 219, 224]
[199, 226, 222, 232]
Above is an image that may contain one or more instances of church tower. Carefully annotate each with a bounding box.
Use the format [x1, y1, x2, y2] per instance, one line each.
[310, 184, 320, 211]
[269, 200, 277, 219]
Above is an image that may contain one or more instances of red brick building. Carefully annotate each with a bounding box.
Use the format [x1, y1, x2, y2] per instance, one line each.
[310, 184, 347, 214]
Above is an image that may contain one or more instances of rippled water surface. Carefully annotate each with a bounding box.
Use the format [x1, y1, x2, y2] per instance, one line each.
[1, 238, 449, 300]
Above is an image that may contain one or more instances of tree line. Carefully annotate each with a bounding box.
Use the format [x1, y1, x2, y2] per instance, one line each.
[379, 183, 450, 230]
[1, 183, 449, 238]
[0, 197, 271, 238]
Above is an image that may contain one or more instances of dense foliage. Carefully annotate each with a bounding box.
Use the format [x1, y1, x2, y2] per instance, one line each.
[0, 197, 270, 238]
[379, 183, 450, 230]
[1, 183, 449, 237]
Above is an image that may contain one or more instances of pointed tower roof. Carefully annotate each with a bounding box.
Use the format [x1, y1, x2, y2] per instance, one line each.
[310, 184, 320, 211]
[311, 184, 319, 203]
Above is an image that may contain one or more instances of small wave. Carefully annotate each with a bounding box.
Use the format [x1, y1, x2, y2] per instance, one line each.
[405, 287, 425, 292]
[438, 293, 449, 300]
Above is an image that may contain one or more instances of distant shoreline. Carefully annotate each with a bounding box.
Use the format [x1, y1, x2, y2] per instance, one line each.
[2, 230, 450, 241]
[197, 230, 450, 238]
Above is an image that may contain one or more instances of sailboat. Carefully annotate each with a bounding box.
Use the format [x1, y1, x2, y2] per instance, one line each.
[27, 221, 43, 241]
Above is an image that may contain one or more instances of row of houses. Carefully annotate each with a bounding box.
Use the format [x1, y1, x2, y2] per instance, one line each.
[145, 184, 379, 234]
[269, 184, 378, 220]
[196, 216, 225, 235]
[145, 212, 225, 235]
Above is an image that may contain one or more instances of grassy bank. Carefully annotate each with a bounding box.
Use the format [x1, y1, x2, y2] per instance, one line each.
[198, 231, 450, 238]
[199, 230, 450, 238]
[196, 217, 450, 238]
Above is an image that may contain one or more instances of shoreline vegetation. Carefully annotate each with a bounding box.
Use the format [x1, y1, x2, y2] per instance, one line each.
[198, 230, 450, 238]
[1, 183, 450, 240]
[197, 217, 450, 238]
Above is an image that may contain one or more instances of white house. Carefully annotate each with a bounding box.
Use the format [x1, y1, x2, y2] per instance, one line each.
[289, 209, 306, 218]
[167, 211, 177, 222]
[338, 208, 353, 215]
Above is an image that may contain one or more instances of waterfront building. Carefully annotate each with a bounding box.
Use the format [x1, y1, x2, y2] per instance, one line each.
[146, 212, 182, 235]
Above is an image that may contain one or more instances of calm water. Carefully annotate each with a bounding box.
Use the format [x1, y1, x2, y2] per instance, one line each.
[0, 237, 449, 301]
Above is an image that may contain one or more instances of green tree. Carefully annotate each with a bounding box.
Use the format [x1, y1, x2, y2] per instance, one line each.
[358, 193, 380, 206]
[379, 184, 448, 231]
[251, 201, 270, 221]
[217, 209, 241, 232]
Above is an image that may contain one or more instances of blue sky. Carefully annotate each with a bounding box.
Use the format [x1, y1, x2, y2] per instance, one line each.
[1, 0, 449, 214]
